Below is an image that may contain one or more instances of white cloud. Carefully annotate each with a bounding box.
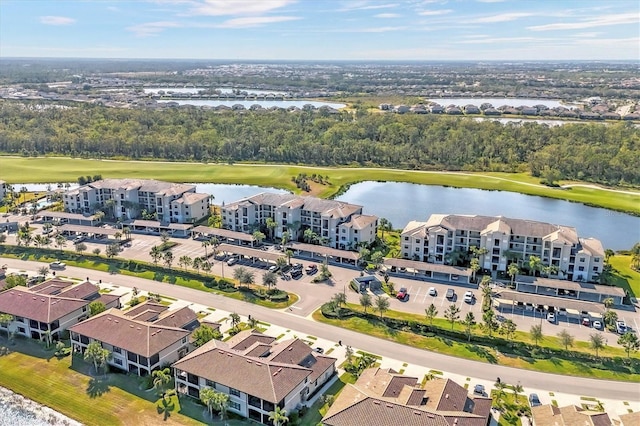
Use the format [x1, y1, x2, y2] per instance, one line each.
[375, 13, 401, 18]
[217, 16, 301, 28]
[458, 36, 549, 44]
[39, 16, 76, 25]
[127, 21, 181, 37]
[190, 0, 297, 16]
[419, 9, 453, 16]
[475, 12, 534, 23]
[528, 13, 639, 31]
[352, 26, 406, 32]
[339, 2, 398, 12]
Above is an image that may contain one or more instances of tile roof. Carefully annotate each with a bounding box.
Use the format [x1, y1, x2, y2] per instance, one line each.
[322, 369, 491, 426]
[29, 278, 73, 295]
[123, 301, 168, 321]
[340, 214, 377, 230]
[225, 192, 363, 219]
[0, 287, 89, 323]
[174, 331, 336, 404]
[69, 309, 189, 357]
[531, 404, 612, 426]
[155, 306, 199, 330]
[57, 281, 100, 300]
[173, 192, 210, 204]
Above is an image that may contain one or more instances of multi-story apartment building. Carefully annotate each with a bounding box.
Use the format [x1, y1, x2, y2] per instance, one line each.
[401, 214, 604, 282]
[0, 180, 6, 201]
[221, 192, 378, 249]
[63, 178, 210, 224]
[174, 329, 336, 425]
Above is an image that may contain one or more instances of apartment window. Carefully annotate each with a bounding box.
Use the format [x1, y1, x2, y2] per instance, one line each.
[230, 388, 241, 397]
[113, 346, 122, 354]
[578, 266, 585, 271]
[404, 237, 409, 241]
[114, 358, 123, 366]
[415, 247, 420, 252]
[593, 266, 599, 272]
[579, 258, 585, 263]
[494, 239, 500, 246]
[416, 239, 420, 244]
[229, 401, 241, 411]
[205, 380, 215, 388]
[594, 258, 601, 263]
[283, 212, 287, 219]
[182, 337, 187, 344]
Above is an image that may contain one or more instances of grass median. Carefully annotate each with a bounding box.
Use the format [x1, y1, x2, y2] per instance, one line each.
[0, 246, 298, 309]
[2, 157, 638, 215]
[312, 304, 640, 382]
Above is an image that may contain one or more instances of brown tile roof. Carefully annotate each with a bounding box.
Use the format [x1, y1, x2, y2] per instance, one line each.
[29, 278, 73, 295]
[619, 411, 640, 426]
[322, 369, 490, 426]
[531, 404, 612, 426]
[69, 309, 189, 357]
[227, 329, 276, 350]
[341, 214, 377, 230]
[123, 301, 168, 321]
[95, 293, 121, 307]
[155, 306, 199, 330]
[57, 281, 100, 300]
[0, 287, 88, 323]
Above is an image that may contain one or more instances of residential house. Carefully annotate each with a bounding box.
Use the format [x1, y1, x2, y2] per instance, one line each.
[429, 104, 444, 114]
[221, 193, 377, 249]
[63, 178, 210, 224]
[464, 105, 481, 115]
[400, 214, 604, 282]
[173, 330, 336, 424]
[531, 405, 611, 426]
[322, 368, 491, 426]
[69, 302, 196, 376]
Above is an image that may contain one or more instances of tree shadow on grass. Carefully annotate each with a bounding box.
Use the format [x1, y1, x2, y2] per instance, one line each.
[153, 271, 167, 282]
[107, 263, 121, 275]
[87, 377, 111, 398]
[468, 344, 497, 364]
[166, 274, 177, 284]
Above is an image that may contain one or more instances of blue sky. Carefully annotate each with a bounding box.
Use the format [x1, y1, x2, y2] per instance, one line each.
[1, 0, 638, 60]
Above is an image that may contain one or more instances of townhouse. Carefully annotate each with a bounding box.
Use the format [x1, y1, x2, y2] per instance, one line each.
[69, 302, 197, 376]
[221, 192, 378, 249]
[322, 368, 491, 426]
[63, 178, 210, 224]
[173, 329, 336, 424]
[0, 279, 120, 341]
[401, 214, 604, 282]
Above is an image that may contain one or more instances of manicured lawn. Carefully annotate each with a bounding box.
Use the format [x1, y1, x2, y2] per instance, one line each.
[312, 308, 640, 381]
[490, 388, 531, 426]
[0, 247, 298, 309]
[299, 373, 355, 426]
[608, 255, 640, 298]
[0, 338, 204, 426]
[1, 157, 638, 214]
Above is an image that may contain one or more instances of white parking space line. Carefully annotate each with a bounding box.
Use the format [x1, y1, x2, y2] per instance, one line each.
[422, 291, 429, 304]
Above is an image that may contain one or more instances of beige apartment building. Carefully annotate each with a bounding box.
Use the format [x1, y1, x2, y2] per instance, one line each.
[221, 192, 378, 249]
[63, 178, 209, 223]
[401, 214, 604, 282]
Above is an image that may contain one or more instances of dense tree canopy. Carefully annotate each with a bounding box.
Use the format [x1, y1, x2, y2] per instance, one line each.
[0, 102, 638, 185]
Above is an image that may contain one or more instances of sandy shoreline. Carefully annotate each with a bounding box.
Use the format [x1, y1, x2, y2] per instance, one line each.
[0, 386, 82, 425]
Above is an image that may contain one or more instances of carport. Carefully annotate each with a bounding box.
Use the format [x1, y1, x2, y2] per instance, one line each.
[128, 220, 192, 237]
[493, 290, 605, 319]
[382, 258, 471, 284]
[39, 211, 98, 226]
[287, 242, 359, 266]
[191, 226, 256, 247]
[514, 276, 625, 305]
[59, 224, 119, 240]
[217, 243, 284, 264]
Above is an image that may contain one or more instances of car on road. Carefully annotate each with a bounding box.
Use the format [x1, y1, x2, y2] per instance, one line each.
[592, 320, 602, 330]
[268, 265, 279, 273]
[226, 257, 238, 266]
[49, 261, 66, 269]
[529, 393, 541, 407]
[582, 317, 591, 327]
[396, 287, 409, 301]
[314, 347, 324, 354]
[473, 384, 485, 396]
[463, 291, 474, 303]
[446, 288, 455, 300]
[547, 312, 556, 323]
[616, 320, 627, 334]
[305, 264, 318, 275]
[428, 287, 437, 296]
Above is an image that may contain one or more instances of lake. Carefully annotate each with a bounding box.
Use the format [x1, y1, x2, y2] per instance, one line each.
[427, 98, 566, 109]
[158, 99, 346, 109]
[335, 181, 639, 251]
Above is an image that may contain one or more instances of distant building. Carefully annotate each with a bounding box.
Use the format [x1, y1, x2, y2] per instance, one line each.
[63, 178, 210, 223]
[221, 193, 377, 250]
[400, 214, 604, 282]
[322, 368, 491, 426]
[531, 404, 611, 426]
[0, 180, 6, 200]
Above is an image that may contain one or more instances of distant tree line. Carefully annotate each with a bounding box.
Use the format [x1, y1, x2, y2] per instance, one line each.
[0, 102, 638, 185]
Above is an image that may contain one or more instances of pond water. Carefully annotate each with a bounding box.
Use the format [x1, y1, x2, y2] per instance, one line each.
[427, 98, 566, 109]
[335, 181, 640, 251]
[158, 99, 346, 109]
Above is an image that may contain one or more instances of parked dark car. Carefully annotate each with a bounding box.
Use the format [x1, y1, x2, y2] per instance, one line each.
[305, 264, 318, 274]
[529, 393, 541, 407]
[396, 288, 408, 301]
[446, 288, 455, 300]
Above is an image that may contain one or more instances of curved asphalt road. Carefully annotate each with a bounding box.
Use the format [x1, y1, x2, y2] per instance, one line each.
[3, 258, 639, 401]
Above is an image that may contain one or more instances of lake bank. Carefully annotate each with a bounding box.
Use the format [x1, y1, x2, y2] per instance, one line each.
[0, 386, 82, 426]
[2, 157, 639, 215]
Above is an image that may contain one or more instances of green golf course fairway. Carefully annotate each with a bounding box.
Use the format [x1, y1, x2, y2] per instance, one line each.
[2, 156, 639, 215]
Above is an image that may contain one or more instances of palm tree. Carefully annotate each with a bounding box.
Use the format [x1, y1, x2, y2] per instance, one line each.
[359, 293, 372, 313]
[152, 367, 172, 399]
[178, 255, 192, 271]
[84, 340, 110, 374]
[202, 239, 211, 258]
[55, 234, 66, 250]
[192, 257, 202, 274]
[163, 251, 174, 269]
[470, 258, 480, 282]
[507, 263, 519, 287]
[425, 304, 438, 326]
[513, 383, 524, 402]
[604, 249, 615, 263]
[589, 333, 605, 357]
[268, 406, 289, 426]
[375, 295, 390, 320]
[230, 312, 241, 331]
[281, 231, 291, 247]
[200, 387, 217, 418]
[276, 256, 288, 270]
[285, 249, 293, 265]
[444, 304, 461, 330]
[150, 246, 162, 265]
[604, 310, 618, 328]
[603, 297, 614, 311]
[528, 255, 542, 276]
[461, 312, 476, 342]
[530, 324, 543, 347]
[494, 380, 507, 398]
[212, 390, 229, 420]
[265, 217, 277, 240]
[0, 313, 14, 339]
[479, 275, 492, 306]
[201, 261, 212, 275]
[263, 271, 278, 290]
[332, 292, 347, 309]
[378, 217, 392, 239]
[253, 230, 266, 246]
[482, 309, 498, 337]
